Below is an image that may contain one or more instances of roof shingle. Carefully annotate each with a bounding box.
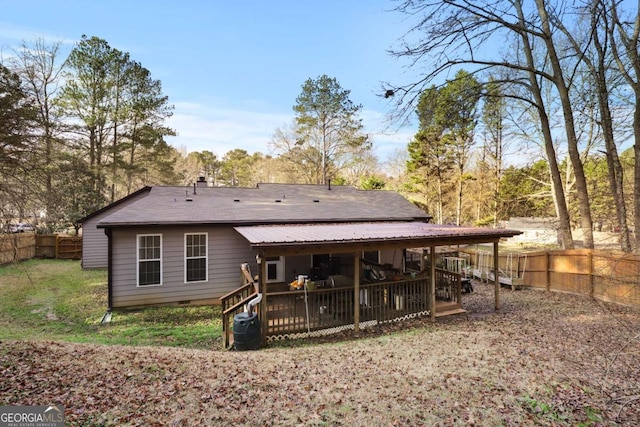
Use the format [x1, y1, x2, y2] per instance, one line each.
[97, 184, 431, 227]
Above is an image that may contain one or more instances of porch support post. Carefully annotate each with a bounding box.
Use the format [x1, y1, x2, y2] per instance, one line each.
[494, 241, 500, 310]
[258, 252, 268, 344]
[354, 251, 360, 333]
[430, 246, 436, 321]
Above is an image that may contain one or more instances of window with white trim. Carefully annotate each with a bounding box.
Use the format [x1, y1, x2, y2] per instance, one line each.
[137, 234, 162, 286]
[265, 256, 284, 283]
[185, 233, 208, 282]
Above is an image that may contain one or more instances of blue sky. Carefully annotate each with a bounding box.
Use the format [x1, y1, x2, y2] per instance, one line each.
[0, 1, 418, 164]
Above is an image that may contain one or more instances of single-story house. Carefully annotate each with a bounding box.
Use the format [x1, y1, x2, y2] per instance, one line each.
[78, 186, 152, 269]
[505, 217, 558, 245]
[86, 182, 521, 347]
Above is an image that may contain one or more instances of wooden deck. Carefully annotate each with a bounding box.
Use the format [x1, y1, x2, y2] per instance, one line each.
[221, 269, 467, 348]
[265, 273, 464, 337]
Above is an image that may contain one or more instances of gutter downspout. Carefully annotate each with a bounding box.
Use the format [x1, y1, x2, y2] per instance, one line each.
[101, 228, 113, 324]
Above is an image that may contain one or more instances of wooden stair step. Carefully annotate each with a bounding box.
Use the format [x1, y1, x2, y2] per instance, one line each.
[435, 308, 467, 318]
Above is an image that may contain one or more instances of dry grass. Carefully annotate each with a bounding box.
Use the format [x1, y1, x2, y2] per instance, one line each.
[1, 281, 639, 426]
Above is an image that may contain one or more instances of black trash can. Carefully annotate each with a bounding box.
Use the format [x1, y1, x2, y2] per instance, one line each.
[233, 311, 261, 351]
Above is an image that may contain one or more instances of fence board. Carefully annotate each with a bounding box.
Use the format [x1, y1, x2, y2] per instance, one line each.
[464, 247, 640, 309]
[35, 235, 56, 258]
[592, 252, 640, 307]
[0, 234, 36, 265]
[56, 236, 82, 260]
[0, 234, 82, 264]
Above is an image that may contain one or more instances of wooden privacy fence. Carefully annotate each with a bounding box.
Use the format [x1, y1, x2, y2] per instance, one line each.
[0, 234, 82, 265]
[0, 233, 36, 264]
[462, 248, 640, 308]
[35, 235, 82, 260]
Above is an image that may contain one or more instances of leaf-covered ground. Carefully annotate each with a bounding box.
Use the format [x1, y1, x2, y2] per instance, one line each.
[1, 282, 639, 426]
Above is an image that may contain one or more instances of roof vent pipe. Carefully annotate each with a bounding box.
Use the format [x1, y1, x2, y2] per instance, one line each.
[328, 180, 331, 190]
[193, 183, 197, 195]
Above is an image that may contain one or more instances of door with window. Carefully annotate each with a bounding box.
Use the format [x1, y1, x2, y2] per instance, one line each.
[265, 256, 284, 283]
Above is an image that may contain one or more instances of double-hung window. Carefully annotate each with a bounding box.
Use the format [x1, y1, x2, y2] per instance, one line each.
[185, 233, 208, 283]
[137, 234, 162, 286]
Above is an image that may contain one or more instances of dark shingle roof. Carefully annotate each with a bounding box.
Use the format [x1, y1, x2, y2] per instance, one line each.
[77, 186, 152, 224]
[97, 184, 431, 227]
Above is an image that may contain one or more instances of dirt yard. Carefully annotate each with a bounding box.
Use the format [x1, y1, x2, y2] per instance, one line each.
[1, 281, 639, 426]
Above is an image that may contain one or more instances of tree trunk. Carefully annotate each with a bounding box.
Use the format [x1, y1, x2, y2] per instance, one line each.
[634, 96, 640, 251]
[597, 73, 632, 252]
[436, 168, 444, 224]
[609, 1, 640, 252]
[457, 168, 463, 226]
[589, 5, 632, 252]
[536, 0, 594, 249]
[516, 0, 574, 249]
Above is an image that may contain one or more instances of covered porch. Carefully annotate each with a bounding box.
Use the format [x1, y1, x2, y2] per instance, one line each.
[223, 222, 520, 348]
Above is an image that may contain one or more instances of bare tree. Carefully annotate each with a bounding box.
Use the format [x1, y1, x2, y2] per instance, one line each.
[386, 0, 577, 247]
[533, 0, 594, 248]
[513, 0, 574, 248]
[270, 124, 321, 184]
[555, 1, 631, 251]
[481, 79, 507, 227]
[11, 39, 66, 228]
[609, 0, 640, 251]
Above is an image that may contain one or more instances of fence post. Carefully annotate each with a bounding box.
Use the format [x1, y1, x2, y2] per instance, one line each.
[545, 251, 550, 291]
[588, 250, 594, 299]
[12, 234, 18, 262]
[494, 241, 500, 310]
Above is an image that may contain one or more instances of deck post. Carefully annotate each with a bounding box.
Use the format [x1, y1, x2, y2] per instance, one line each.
[259, 252, 268, 344]
[494, 241, 500, 310]
[430, 246, 436, 320]
[354, 251, 360, 333]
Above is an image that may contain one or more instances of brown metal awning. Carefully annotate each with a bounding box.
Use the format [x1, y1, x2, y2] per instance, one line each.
[234, 222, 521, 256]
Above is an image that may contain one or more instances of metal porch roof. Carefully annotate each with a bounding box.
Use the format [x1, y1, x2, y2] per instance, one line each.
[234, 222, 522, 252]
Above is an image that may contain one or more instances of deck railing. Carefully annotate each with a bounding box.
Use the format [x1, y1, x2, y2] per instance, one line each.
[220, 268, 464, 346]
[435, 269, 462, 306]
[220, 282, 260, 348]
[265, 276, 439, 337]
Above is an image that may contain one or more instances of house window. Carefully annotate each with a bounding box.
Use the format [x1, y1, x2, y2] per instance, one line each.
[404, 249, 422, 272]
[363, 251, 379, 264]
[137, 234, 162, 286]
[185, 233, 208, 283]
[265, 256, 284, 283]
[312, 253, 341, 278]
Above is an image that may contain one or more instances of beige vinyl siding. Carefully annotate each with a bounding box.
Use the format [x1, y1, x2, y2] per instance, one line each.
[81, 215, 110, 269]
[111, 225, 256, 308]
[81, 193, 147, 269]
